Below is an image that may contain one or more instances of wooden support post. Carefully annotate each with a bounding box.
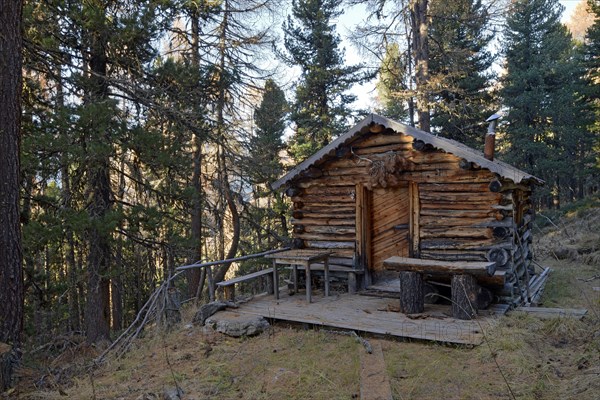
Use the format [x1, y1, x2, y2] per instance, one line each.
[305, 261, 312, 303]
[451, 274, 479, 320]
[399, 271, 424, 314]
[324, 258, 330, 297]
[272, 259, 279, 300]
[293, 264, 298, 294]
[266, 273, 274, 295]
[348, 272, 357, 294]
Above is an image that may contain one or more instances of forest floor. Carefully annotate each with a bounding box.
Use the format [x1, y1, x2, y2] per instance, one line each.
[5, 202, 600, 400]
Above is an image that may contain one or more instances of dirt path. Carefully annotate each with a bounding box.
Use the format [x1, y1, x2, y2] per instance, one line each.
[359, 339, 393, 400]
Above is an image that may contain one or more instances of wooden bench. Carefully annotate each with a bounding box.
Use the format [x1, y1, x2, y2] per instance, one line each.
[216, 267, 274, 301]
[383, 256, 496, 320]
[286, 263, 365, 294]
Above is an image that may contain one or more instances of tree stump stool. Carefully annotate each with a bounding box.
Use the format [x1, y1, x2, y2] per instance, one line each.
[399, 271, 424, 314]
[451, 274, 479, 320]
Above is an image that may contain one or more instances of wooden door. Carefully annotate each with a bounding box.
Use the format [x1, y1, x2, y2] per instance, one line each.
[369, 184, 411, 272]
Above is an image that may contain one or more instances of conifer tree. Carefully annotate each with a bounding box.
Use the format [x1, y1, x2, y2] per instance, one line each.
[250, 79, 287, 185]
[428, 0, 496, 146]
[502, 0, 592, 206]
[583, 0, 600, 175]
[376, 43, 409, 121]
[283, 0, 366, 161]
[584, 0, 600, 113]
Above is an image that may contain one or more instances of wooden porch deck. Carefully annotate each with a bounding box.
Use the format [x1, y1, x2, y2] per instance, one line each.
[212, 291, 509, 345]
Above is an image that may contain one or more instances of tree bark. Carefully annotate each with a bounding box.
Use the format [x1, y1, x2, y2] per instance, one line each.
[399, 271, 424, 314]
[84, 3, 112, 344]
[451, 274, 479, 320]
[187, 6, 204, 300]
[0, 0, 24, 390]
[410, 0, 430, 132]
[212, 1, 240, 286]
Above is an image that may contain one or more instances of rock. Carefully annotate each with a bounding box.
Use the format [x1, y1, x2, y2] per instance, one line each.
[163, 386, 183, 400]
[192, 301, 228, 325]
[205, 315, 270, 337]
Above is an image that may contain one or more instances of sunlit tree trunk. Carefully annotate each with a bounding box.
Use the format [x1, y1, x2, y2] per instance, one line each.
[187, 7, 204, 300]
[213, 1, 240, 285]
[410, 0, 430, 132]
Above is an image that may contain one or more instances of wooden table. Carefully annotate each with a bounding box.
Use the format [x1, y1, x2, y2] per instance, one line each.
[265, 249, 332, 303]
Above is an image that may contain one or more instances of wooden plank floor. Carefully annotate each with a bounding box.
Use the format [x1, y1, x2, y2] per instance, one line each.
[214, 291, 507, 345]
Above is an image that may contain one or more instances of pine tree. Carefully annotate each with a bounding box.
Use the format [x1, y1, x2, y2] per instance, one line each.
[283, 0, 366, 162]
[376, 43, 409, 121]
[583, 0, 600, 174]
[428, 0, 496, 147]
[502, 0, 591, 206]
[250, 79, 287, 185]
[584, 0, 600, 108]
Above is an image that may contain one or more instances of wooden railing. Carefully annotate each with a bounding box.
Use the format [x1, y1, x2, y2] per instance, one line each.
[175, 247, 290, 301]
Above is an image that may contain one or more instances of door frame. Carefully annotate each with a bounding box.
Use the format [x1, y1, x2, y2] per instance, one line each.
[355, 181, 420, 275]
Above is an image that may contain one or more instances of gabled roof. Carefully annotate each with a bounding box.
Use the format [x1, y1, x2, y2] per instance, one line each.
[271, 114, 543, 189]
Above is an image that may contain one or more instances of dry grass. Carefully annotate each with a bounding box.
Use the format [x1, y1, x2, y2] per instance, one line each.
[535, 202, 600, 266]
[8, 206, 600, 400]
[12, 324, 360, 400]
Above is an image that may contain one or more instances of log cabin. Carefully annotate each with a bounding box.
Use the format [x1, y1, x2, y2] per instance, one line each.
[271, 114, 545, 309]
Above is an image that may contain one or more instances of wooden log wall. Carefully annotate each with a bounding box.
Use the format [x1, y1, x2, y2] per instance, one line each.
[285, 126, 535, 304]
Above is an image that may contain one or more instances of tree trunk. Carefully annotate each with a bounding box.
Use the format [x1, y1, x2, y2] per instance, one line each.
[187, 7, 204, 300]
[399, 271, 424, 314]
[84, 4, 112, 344]
[111, 239, 123, 332]
[0, 343, 15, 391]
[213, 2, 240, 286]
[451, 274, 479, 320]
[213, 146, 241, 284]
[0, 0, 24, 390]
[85, 164, 112, 343]
[410, 0, 430, 132]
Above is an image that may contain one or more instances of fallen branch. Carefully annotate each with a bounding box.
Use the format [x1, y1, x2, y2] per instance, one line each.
[577, 275, 600, 282]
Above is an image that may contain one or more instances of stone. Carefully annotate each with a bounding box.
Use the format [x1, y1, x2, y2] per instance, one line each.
[192, 301, 228, 325]
[205, 315, 269, 337]
[162, 386, 183, 400]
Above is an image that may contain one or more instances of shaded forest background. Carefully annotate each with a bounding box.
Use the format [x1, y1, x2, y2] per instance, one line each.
[0, 0, 598, 374]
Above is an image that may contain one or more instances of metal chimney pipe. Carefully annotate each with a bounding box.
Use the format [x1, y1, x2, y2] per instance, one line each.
[484, 113, 501, 161]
